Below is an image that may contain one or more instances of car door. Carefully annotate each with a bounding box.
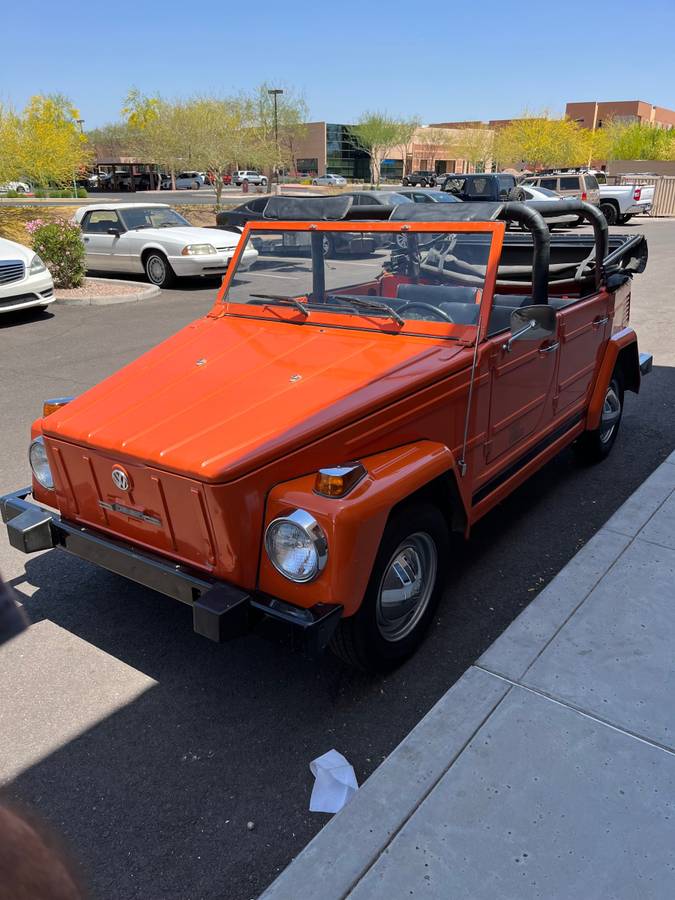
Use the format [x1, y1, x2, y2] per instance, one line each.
[80, 209, 125, 272]
[483, 302, 560, 468]
[554, 292, 611, 419]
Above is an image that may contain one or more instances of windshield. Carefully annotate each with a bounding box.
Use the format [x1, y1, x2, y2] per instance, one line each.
[119, 207, 189, 229]
[223, 226, 496, 337]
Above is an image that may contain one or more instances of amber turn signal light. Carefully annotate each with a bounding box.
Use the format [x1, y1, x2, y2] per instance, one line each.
[314, 463, 366, 498]
[43, 396, 75, 417]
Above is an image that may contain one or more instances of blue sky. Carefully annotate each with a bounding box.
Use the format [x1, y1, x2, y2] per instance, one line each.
[2, 0, 673, 129]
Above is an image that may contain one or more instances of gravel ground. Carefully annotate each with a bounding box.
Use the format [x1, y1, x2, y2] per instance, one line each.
[56, 277, 145, 299]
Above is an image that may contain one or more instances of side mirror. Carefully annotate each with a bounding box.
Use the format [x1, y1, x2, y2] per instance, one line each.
[503, 305, 556, 352]
[107, 226, 122, 236]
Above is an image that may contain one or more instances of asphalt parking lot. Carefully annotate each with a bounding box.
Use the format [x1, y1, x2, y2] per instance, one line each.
[1, 219, 674, 900]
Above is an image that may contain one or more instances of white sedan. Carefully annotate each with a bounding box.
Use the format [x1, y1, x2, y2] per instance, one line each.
[0, 236, 54, 315]
[73, 203, 258, 288]
[312, 174, 346, 186]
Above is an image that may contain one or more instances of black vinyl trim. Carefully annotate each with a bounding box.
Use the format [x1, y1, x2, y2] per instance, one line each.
[472, 411, 584, 506]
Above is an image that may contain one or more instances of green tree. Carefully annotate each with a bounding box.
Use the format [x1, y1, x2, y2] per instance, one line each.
[351, 112, 419, 185]
[605, 121, 675, 161]
[1, 95, 90, 189]
[254, 84, 309, 182]
[494, 112, 588, 169]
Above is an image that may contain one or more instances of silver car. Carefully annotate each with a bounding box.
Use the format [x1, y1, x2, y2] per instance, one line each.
[312, 174, 347, 186]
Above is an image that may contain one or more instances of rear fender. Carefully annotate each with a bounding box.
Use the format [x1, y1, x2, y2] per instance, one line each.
[258, 441, 463, 617]
[587, 328, 640, 430]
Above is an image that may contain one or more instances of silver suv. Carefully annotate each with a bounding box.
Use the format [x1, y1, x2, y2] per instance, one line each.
[521, 172, 600, 206]
[233, 170, 268, 187]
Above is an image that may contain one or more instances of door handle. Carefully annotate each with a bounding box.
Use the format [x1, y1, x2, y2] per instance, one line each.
[539, 341, 559, 354]
[592, 316, 609, 329]
[83, 237, 90, 242]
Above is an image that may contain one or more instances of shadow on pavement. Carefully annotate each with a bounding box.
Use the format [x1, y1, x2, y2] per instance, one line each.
[2, 365, 674, 900]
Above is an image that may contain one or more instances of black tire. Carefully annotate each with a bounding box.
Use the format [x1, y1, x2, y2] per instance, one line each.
[193, 181, 200, 190]
[618, 215, 633, 225]
[402, 178, 409, 187]
[330, 503, 449, 671]
[322, 234, 335, 258]
[575, 375, 624, 463]
[599, 201, 619, 226]
[144, 251, 176, 289]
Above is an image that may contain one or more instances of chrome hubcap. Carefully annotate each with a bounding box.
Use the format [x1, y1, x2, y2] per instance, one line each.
[376, 533, 437, 642]
[147, 256, 165, 283]
[600, 384, 621, 444]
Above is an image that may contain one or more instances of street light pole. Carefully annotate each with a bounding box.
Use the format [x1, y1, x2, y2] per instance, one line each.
[268, 88, 283, 189]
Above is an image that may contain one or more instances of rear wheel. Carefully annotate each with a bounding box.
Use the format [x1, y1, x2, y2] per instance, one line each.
[144, 251, 176, 289]
[193, 181, 200, 190]
[618, 214, 633, 225]
[599, 201, 619, 226]
[330, 503, 449, 671]
[575, 375, 624, 463]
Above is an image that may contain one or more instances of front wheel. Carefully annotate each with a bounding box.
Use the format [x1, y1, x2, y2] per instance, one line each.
[330, 503, 449, 671]
[575, 375, 623, 463]
[144, 252, 176, 289]
[193, 181, 200, 190]
[322, 234, 335, 258]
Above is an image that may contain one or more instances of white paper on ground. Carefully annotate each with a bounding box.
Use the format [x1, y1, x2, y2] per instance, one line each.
[309, 749, 359, 813]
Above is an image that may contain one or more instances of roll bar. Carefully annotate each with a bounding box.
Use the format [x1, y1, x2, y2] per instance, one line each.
[500, 200, 609, 303]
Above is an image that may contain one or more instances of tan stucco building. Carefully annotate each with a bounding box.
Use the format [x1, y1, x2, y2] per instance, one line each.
[565, 100, 675, 130]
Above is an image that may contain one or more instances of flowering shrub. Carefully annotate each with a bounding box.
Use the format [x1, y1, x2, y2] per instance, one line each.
[26, 218, 86, 288]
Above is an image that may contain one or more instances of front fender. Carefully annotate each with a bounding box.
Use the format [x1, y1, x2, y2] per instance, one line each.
[258, 441, 460, 617]
[587, 327, 640, 431]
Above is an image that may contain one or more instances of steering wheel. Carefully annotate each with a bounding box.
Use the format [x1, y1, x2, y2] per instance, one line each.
[397, 301, 453, 322]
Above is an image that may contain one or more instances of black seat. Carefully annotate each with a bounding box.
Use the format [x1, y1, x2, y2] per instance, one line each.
[396, 284, 479, 305]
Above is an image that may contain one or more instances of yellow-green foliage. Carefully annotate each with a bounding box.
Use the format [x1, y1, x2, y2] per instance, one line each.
[0, 206, 79, 245]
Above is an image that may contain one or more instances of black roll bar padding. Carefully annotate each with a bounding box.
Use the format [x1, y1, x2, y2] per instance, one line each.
[497, 203, 550, 305]
[264, 194, 353, 221]
[518, 199, 609, 291]
[310, 231, 325, 300]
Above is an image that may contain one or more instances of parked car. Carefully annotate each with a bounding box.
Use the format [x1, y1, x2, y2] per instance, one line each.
[401, 171, 437, 187]
[395, 189, 462, 204]
[521, 172, 601, 207]
[0, 181, 32, 194]
[73, 203, 257, 288]
[216, 197, 270, 230]
[0, 236, 54, 314]
[597, 181, 653, 225]
[440, 173, 519, 201]
[3, 196, 651, 670]
[161, 171, 206, 190]
[312, 174, 347, 186]
[233, 170, 268, 187]
[511, 185, 579, 227]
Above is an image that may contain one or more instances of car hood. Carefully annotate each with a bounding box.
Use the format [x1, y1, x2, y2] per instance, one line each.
[137, 226, 240, 249]
[43, 315, 466, 483]
[0, 236, 34, 263]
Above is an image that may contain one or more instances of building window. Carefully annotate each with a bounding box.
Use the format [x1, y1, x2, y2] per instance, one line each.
[325, 124, 370, 180]
[296, 158, 318, 175]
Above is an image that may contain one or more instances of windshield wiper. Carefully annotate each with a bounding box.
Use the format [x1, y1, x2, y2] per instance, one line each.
[327, 293, 405, 327]
[249, 293, 310, 317]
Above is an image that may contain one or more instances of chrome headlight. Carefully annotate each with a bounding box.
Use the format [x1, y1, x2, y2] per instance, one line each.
[29, 436, 54, 489]
[181, 243, 216, 256]
[30, 254, 47, 274]
[264, 509, 328, 583]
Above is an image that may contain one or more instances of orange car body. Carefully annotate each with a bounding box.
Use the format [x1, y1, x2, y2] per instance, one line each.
[4, 204, 650, 653]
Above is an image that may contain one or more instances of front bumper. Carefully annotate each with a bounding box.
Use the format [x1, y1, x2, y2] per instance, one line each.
[170, 248, 258, 277]
[1, 488, 342, 653]
[0, 270, 55, 313]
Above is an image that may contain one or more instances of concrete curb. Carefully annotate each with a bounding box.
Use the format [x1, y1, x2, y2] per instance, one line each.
[262, 450, 675, 900]
[55, 277, 160, 306]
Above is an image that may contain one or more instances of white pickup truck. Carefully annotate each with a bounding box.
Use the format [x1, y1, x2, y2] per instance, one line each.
[595, 173, 653, 225]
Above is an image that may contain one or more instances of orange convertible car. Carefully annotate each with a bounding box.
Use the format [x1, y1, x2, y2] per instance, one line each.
[2, 196, 651, 669]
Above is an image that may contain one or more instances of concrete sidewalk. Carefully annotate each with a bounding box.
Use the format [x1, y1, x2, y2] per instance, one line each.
[263, 452, 675, 900]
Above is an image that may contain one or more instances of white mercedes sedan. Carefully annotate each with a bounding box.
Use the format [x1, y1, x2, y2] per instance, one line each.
[0, 236, 55, 315]
[73, 203, 258, 288]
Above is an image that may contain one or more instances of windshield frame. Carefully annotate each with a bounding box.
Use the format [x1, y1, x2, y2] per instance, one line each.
[211, 219, 505, 343]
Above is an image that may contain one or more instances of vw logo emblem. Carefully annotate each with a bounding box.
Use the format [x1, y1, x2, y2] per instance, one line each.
[111, 466, 130, 492]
